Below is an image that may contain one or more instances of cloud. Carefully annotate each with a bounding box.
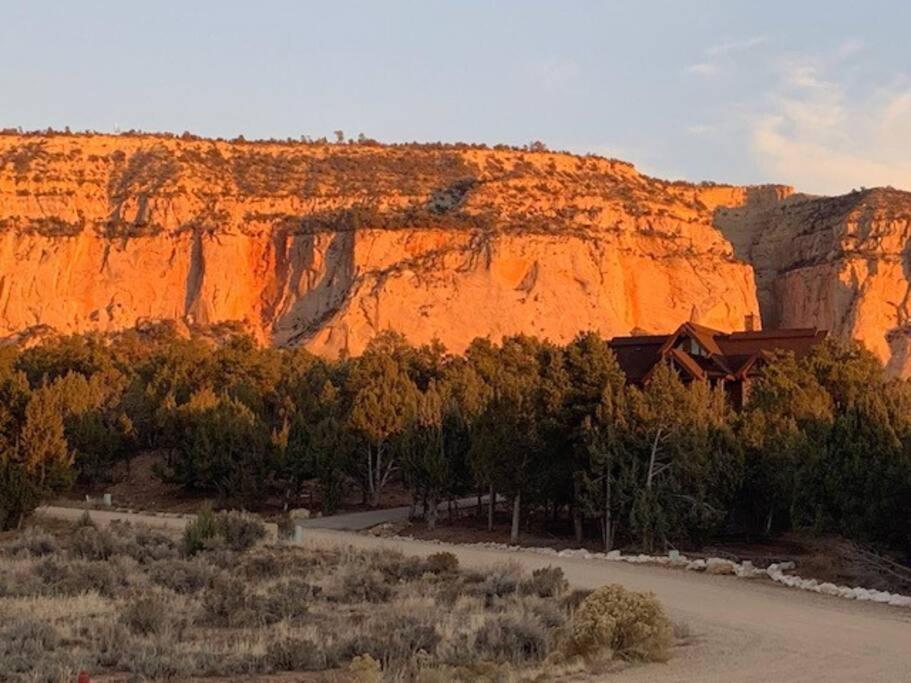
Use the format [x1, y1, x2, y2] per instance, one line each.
[750, 47, 911, 194]
[686, 62, 720, 77]
[705, 36, 767, 57]
[685, 35, 766, 78]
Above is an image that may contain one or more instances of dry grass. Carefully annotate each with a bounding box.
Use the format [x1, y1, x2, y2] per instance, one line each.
[0, 520, 674, 681]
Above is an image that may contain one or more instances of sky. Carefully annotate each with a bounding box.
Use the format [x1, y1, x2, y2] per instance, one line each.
[2, 1, 910, 195]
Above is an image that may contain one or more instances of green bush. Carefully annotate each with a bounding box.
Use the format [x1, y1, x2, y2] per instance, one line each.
[182, 504, 219, 556]
[565, 584, 672, 661]
[183, 506, 266, 556]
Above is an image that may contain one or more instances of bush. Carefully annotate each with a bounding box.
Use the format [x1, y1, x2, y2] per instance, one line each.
[216, 511, 267, 551]
[329, 566, 394, 604]
[478, 564, 522, 599]
[1, 528, 59, 557]
[120, 594, 171, 636]
[473, 612, 550, 663]
[340, 613, 441, 664]
[261, 578, 320, 622]
[565, 584, 672, 661]
[519, 566, 568, 598]
[148, 558, 215, 594]
[425, 551, 459, 574]
[183, 506, 266, 556]
[70, 525, 120, 560]
[265, 637, 324, 671]
[201, 575, 258, 627]
[182, 504, 220, 556]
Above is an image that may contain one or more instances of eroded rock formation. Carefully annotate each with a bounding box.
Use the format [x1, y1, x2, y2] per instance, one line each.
[1, 132, 909, 372]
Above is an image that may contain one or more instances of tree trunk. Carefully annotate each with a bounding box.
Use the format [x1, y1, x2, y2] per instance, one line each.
[487, 485, 495, 531]
[426, 494, 438, 530]
[476, 489, 483, 518]
[573, 508, 584, 545]
[604, 461, 613, 552]
[510, 492, 521, 544]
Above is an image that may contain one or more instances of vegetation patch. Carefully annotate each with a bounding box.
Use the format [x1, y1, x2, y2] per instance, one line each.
[0, 520, 675, 680]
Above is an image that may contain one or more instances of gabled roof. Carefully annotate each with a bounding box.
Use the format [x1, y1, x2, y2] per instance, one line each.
[609, 322, 827, 384]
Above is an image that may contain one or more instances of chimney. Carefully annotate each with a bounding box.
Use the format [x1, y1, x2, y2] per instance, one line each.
[744, 313, 756, 332]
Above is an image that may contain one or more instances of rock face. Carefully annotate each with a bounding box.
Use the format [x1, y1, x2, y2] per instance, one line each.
[2, 132, 910, 372]
[714, 187, 911, 375]
[0, 133, 759, 356]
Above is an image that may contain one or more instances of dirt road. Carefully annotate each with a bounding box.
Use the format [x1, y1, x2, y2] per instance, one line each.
[298, 528, 911, 683]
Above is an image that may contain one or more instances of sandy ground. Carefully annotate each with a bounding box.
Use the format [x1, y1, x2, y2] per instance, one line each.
[37, 505, 911, 682]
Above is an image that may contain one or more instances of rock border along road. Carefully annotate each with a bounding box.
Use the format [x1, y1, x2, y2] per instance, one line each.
[37, 506, 911, 682]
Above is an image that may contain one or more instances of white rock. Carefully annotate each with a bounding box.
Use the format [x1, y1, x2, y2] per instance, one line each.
[705, 558, 736, 575]
[778, 561, 796, 571]
[605, 550, 622, 560]
[817, 582, 839, 596]
[686, 559, 706, 571]
[888, 594, 911, 607]
[668, 550, 680, 561]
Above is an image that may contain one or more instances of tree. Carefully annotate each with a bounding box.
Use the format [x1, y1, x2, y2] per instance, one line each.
[163, 390, 272, 507]
[740, 351, 833, 534]
[627, 364, 742, 551]
[347, 346, 418, 506]
[563, 332, 628, 545]
[0, 387, 73, 530]
[398, 385, 448, 529]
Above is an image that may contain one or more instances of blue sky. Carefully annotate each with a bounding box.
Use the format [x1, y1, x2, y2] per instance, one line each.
[2, 1, 910, 194]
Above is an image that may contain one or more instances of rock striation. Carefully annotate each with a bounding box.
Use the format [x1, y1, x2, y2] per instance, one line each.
[1, 132, 910, 372]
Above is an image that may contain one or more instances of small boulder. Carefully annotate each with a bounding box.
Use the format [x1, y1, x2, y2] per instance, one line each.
[686, 559, 706, 571]
[705, 558, 736, 575]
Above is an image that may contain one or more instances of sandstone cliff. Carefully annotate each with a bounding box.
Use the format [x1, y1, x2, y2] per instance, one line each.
[1, 132, 909, 373]
[0, 133, 759, 356]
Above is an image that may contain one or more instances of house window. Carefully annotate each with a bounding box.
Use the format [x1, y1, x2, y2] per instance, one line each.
[680, 337, 705, 357]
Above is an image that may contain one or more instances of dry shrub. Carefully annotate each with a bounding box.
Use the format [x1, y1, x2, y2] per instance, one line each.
[328, 565, 394, 604]
[35, 557, 127, 597]
[425, 551, 459, 575]
[519, 566, 568, 598]
[261, 577, 320, 623]
[479, 563, 522, 599]
[565, 584, 672, 662]
[148, 558, 216, 594]
[562, 588, 592, 612]
[474, 611, 550, 663]
[265, 636, 324, 671]
[70, 525, 120, 561]
[120, 593, 175, 636]
[217, 510, 267, 551]
[201, 574, 258, 627]
[1, 528, 59, 558]
[340, 612, 441, 665]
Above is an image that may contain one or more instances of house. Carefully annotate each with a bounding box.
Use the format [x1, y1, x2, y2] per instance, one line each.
[608, 321, 827, 408]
